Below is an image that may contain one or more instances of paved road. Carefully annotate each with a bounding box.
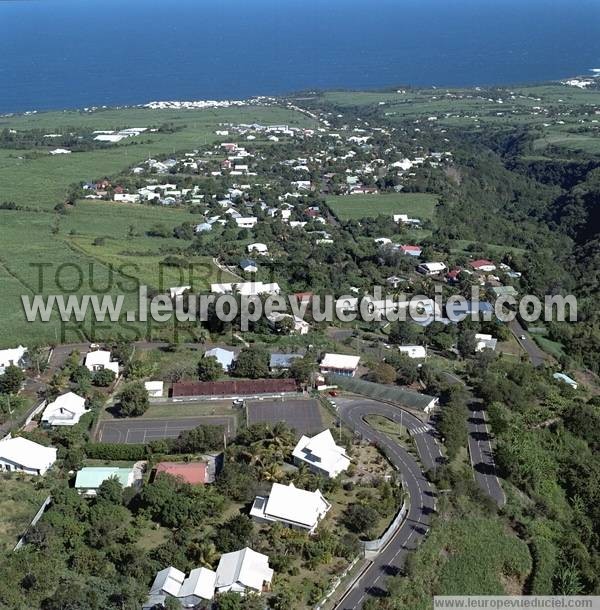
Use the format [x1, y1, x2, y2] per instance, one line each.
[509, 319, 548, 367]
[467, 400, 506, 507]
[335, 397, 442, 609]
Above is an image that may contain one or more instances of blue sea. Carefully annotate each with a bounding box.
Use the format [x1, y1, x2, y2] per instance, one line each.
[1, 0, 599, 113]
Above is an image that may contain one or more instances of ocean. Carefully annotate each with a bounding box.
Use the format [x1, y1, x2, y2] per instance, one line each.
[0, 0, 599, 113]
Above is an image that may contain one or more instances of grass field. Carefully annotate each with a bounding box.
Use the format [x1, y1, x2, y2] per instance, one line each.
[326, 192, 438, 221]
[0, 104, 313, 347]
[0, 476, 49, 552]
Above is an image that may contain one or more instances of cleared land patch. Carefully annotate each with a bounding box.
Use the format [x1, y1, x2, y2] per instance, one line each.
[326, 192, 438, 221]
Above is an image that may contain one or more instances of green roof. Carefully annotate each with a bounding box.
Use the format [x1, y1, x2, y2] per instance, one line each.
[75, 467, 134, 489]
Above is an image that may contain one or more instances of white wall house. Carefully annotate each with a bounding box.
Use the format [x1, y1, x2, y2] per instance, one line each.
[250, 482, 331, 534]
[398, 345, 427, 359]
[0, 436, 57, 476]
[215, 547, 274, 595]
[84, 350, 119, 375]
[235, 217, 258, 229]
[41, 392, 89, 427]
[144, 381, 164, 397]
[210, 281, 280, 296]
[319, 353, 360, 377]
[0, 345, 27, 375]
[292, 429, 350, 478]
[416, 262, 447, 276]
[247, 242, 268, 255]
[144, 565, 216, 609]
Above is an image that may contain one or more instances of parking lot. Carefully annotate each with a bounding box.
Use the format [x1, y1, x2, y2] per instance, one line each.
[96, 415, 236, 444]
[246, 398, 323, 435]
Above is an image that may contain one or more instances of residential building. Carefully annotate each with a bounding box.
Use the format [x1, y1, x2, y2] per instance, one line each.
[0, 345, 27, 375]
[247, 242, 268, 255]
[75, 466, 137, 496]
[386, 275, 405, 289]
[144, 565, 216, 609]
[215, 547, 274, 595]
[416, 262, 447, 276]
[204, 347, 236, 372]
[319, 353, 360, 377]
[0, 436, 57, 475]
[41, 392, 88, 427]
[144, 381, 164, 397]
[210, 281, 280, 296]
[398, 345, 427, 359]
[400, 244, 422, 257]
[84, 350, 119, 375]
[470, 259, 497, 273]
[239, 258, 258, 273]
[250, 482, 331, 534]
[235, 216, 258, 229]
[266, 312, 310, 335]
[475, 333, 498, 352]
[292, 429, 350, 478]
[170, 286, 191, 299]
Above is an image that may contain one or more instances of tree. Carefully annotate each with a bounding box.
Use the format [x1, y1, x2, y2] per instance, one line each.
[233, 347, 269, 379]
[368, 362, 396, 384]
[343, 503, 378, 536]
[388, 322, 420, 345]
[215, 514, 254, 553]
[386, 352, 419, 384]
[0, 365, 25, 395]
[92, 368, 115, 387]
[96, 476, 123, 504]
[289, 356, 316, 384]
[457, 328, 477, 358]
[117, 381, 149, 417]
[197, 356, 222, 381]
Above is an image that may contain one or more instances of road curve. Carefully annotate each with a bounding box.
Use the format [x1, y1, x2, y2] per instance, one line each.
[334, 397, 443, 609]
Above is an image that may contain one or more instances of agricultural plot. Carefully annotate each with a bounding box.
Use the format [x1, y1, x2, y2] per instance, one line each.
[326, 192, 438, 221]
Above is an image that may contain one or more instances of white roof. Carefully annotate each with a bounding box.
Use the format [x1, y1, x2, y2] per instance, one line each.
[210, 281, 280, 296]
[215, 547, 273, 593]
[84, 350, 119, 373]
[149, 566, 186, 597]
[144, 381, 164, 392]
[42, 392, 88, 424]
[292, 430, 350, 478]
[419, 262, 447, 272]
[247, 242, 268, 253]
[204, 347, 236, 370]
[0, 345, 27, 370]
[398, 345, 427, 359]
[259, 483, 331, 529]
[169, 285, 191, 298]
[0, 436, 57, 471]
[320, 353, 360, 371]
[178, 567, 216, 601]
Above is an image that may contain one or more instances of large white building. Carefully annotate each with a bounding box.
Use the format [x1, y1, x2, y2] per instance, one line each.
[0, 436, 57, 476]
[319, 353, 360, 377]
[210, 281, 280, 296]
[292, 429, 350, 478]
[41, 392, 89, 427]
[215, 547, 274, 595]
[398, 345, 427, 359]
[250, 482, 331, 534]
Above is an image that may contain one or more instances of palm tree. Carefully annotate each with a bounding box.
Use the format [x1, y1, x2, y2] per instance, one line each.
[260, 462, 283, 483]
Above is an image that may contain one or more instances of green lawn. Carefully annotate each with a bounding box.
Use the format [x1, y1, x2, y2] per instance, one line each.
[326, 192, 438, 221]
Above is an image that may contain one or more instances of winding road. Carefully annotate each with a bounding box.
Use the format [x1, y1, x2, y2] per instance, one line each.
[334, 397, 443, 609]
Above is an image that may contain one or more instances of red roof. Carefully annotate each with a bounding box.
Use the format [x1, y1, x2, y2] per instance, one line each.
[447, 268, 461, 280]
[294, 291, 314, 302]
[400, 245, 422, 252]
[470, 259, 495, 269]
[155, 461, 208, 485]
[172, 378, 298, 398]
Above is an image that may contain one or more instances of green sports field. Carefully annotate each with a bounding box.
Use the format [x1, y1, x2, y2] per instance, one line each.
[326, 192, 438, 221]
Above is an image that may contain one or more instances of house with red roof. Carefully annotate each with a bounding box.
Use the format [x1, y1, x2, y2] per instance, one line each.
[446, 268, 462, 284]
[154, 461, 209, 485]
[470, 259, 496, 272]
[400, 244, 422, 257]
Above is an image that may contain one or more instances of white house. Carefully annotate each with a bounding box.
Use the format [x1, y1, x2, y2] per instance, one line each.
[41, 392, 88, 427]
[235, 217, 258, 229]
[247, 242, 268, 255]
[239, 259, 258, 273]
[144, 381, 164, 398]
[145, 565, 216, 609]
[204, 348, 236, 372]
[475, 333, 498, 352]
[0, 436, 57, 475]
[266, 312, 310, 335]
[417, 262, 447, 276]
[84, 350, 119, 375]
[292, 429, 350, 478]
[393, 213, 421, 226]
[398, 345, 427, 359]
[215, 547, 274, 595]
[319, 353, 360, 377]
[0, 345, 27, 375]
[250, 483, 331, 534]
